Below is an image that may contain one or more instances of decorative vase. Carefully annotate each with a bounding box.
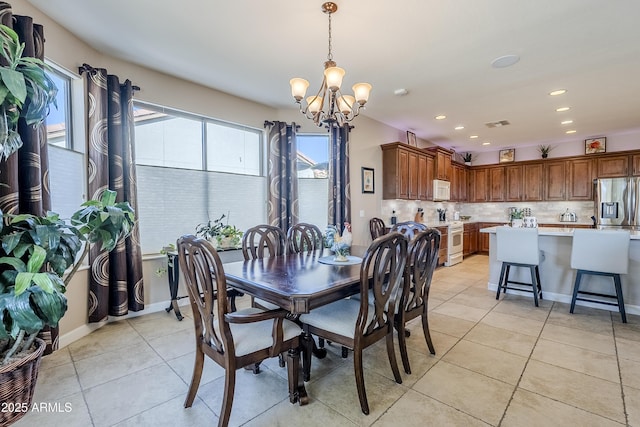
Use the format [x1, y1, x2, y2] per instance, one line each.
[465, 161, 472, 166]
[0, 338, 46, 425]
[511, 219, 524, 228]
[542, 153, 548, 159]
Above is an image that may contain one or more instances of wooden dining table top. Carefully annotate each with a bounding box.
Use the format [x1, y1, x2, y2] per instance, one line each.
[223, 246, 368, 314]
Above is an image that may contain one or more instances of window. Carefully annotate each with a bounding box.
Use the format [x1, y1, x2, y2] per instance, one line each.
[297, 134, 329, 227]
[133, 102, 266, 254]
[45, 68, 72, 149]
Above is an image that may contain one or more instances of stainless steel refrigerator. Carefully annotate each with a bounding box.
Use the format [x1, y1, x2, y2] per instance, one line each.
[595, 177, 640, 229]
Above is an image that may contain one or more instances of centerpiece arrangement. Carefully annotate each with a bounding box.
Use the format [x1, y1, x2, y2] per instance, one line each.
[195, 213, 243, 249]
[324, 222, 352, 262]
[510, 208, 525, 227]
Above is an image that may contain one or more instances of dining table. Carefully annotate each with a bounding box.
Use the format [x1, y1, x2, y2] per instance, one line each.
[222, 245, 369, 388]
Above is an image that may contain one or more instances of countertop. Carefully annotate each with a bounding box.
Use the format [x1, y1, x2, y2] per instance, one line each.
[479, 225, 640, 239]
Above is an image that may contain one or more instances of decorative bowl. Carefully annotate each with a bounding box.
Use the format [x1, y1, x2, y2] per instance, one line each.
[459, 215, 471, 220]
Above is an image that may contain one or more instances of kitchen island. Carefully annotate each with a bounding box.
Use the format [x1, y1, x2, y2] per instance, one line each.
[480, 226, 640, 315]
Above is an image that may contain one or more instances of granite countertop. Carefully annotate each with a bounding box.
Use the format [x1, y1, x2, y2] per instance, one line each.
[479, 225, 640, 239]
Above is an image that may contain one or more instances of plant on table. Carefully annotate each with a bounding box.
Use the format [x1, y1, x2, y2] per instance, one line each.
[195, 213, 243, 249]
[0, 190, 135, 365]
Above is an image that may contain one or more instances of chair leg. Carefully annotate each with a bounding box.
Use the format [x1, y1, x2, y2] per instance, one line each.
[503, 265, 511, 294]
[529, 266, 539, 307]
[496, 262, 507, 300]
[278, 353, 285, 368]
[184, 346, 204, 408]
[353, 346, 370, 415]
[535, 266, 543, 300]
[570, 271, 583, 314]
[422, 311, 436, 355]
[341, 346, 349, 358]
[397, 318, 411, 375]
[613, 274, 627, 323]
[386, 327, 402, 384]
[219, 367, 236, 427]
[318, 337, 325, 348]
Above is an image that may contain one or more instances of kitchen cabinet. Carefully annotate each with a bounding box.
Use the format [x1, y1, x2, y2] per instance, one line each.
[469, 168, 489, 202]
[451, 163, 467, 201]
[479, 222, 502, 253]
[426, 146, 453, 181]
[489, 166, 505, 201]
[633, 154, 640, 176]
[463, 222, 479, 256]
[522, 163, 544, 201]
[597, 155, 629, 178]
[544, 160, 566, 201]
[436, 226, 448, 266]
[381, 142, 434, 200]
[505, 165, 523, 202]
[567, 158, 593, 200]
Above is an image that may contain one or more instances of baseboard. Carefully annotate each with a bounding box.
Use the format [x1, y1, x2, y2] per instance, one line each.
[488, 282, 640, 316]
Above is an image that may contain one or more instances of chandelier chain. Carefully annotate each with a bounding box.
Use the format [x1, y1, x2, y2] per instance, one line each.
[327, 11, 333, 61]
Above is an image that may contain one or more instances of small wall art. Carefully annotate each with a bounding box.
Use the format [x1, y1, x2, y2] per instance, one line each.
[499, 148, 515, 163]
[361, 167, 374, 194]
[407, 131, 417, 147]
[585, 137, 606, 154]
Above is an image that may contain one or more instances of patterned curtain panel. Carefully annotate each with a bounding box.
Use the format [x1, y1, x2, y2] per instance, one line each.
[81, 64, 144, 323]
[265, 121, 299, 232]
[0, 2, 57, 354]
[327, 124, 351, 228]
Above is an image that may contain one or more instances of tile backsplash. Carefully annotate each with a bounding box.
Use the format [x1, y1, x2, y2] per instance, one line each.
[380, 200, 595, 226]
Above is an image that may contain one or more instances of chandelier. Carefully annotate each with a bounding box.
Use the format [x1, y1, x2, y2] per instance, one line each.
[289, 2, 372, 127]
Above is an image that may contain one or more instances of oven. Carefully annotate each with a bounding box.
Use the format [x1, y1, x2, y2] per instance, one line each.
[445, 221, 464, 266]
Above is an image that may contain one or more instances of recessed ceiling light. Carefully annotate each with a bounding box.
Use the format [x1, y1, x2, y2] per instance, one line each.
[435, 115, 446, 120]
[482, 142, 491, 146]
[491, 54, 520, 69]
[469, 135, 479, 139]
[556, 107, 570, 112]
[561, 120, 573, 125]
[549, 89, 567, 96]
[566, 130, 577, 134]
[454, 126, 465, 130]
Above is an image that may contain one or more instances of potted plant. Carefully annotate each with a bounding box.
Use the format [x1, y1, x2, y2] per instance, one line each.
[510, 208, 525, 227]
[0, 190, 135, 425]
[195, 213, 243, 249]
[538, 145, 553, 159]
[462, 152, 474, 166]
[0, 24, 58, 161]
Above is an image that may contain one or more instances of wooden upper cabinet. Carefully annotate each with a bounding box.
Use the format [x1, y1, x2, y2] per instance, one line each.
[417, 153, 429, 200]
[633, 154, 640, 176]
[505, 165, 523, 201]
[426, 146, 453, 181]
[381, 142, 434, 200]
[544, 160, 566, 200]
[425, 155, 435, 199]
[450, 163, 467, 201]
[488, 166, 505, 201]
[567, 158, 593, 200]
[469, 168, 489, 202]
[408, 151, 419, 200]
[522, 163, 544, 201]
[597, 155, 629, 178]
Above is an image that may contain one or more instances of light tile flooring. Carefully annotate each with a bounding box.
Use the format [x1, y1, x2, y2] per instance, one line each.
[14, 255, 640, 426]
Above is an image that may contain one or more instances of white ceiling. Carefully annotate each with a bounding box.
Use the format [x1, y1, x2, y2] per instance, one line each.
[28, 0, 640, 152]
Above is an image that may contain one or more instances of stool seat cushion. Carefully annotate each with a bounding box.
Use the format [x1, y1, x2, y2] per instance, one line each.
[496, 227, 540, 265]
[570, 229, 630, 274]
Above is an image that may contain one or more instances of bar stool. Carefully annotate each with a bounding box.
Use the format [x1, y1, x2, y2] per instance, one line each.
[570, 229, 630, 323]
[495, 226, 543, 306]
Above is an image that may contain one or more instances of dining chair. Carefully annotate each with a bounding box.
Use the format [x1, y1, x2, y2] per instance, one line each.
[369, 217, 386, 240]
[300, 232, 408, 415]
[395, 228, 440, 374]
[176, 235, 306, 427]
[242, 224, 287, 311]
[287, 222, 324, 253]
[390, 221, 427, 240]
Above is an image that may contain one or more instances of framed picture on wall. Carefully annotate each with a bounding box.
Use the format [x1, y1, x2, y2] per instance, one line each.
[407, 131, 417, 147]
[361, 167, 374, 194]
[499, 148, 515, 163]
[585, 137, 606, 154]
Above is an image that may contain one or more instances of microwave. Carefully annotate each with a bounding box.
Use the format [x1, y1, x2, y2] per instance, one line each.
[433, 179, 451, 201]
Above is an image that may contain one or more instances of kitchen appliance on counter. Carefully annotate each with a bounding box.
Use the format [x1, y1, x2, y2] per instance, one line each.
[437, 208, 446, 222]
[560, 208, 577, 222]
[445, 221, 463, 266]
[595, 177, 640, 229]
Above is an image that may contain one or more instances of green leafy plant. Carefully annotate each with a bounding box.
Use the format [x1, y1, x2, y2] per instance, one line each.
[510, 209, 525, 220]
[0, 24, 58, 161]
[462, 152, 474, 163]
[538, 145, 553, 158]
[195, 214, 243, 249]
[0, 190, 135, 364]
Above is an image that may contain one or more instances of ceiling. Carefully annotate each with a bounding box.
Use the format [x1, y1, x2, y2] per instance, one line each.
[28, 0, 640, 152]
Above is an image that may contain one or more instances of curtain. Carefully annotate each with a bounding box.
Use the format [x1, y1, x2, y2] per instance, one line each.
[80, 64, 144, 323]
[265, 121, 299, 232]
[0, 2, 58, 354]
[327, 124, 351, 228]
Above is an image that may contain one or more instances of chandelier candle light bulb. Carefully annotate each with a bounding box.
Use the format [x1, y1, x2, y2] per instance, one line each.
[290, 2, 371, 126]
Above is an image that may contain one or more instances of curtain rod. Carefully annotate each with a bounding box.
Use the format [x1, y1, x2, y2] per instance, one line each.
[78, 63, 140, 91]
[264, 120, 300, 130]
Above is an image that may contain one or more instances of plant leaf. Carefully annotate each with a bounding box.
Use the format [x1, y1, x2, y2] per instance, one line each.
[0, 290, 44, 336]
[0, 66, 26, 104]
[27, 285, 67, 326]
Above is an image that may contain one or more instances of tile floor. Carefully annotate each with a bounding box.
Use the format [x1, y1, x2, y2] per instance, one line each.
[14, 254, 640, 426]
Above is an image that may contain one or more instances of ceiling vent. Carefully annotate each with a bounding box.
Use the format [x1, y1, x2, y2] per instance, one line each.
[485, 120, 510, 128]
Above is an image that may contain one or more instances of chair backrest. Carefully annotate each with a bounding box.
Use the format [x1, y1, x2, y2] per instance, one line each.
[571, 229, 630, 273]
[403, 229, 441, 313]
[176, 235, 230, 354]
[358, 232, 408, 336]
[496, 226, 539, 265]
[287, 223, 324, 253]
[242, 224, 286, 260]
[369, 217, 386, 240]
[390, 221, 427, 241]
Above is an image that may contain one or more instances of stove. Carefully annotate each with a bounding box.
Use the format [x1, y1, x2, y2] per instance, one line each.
[445, 221, 464, 266]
